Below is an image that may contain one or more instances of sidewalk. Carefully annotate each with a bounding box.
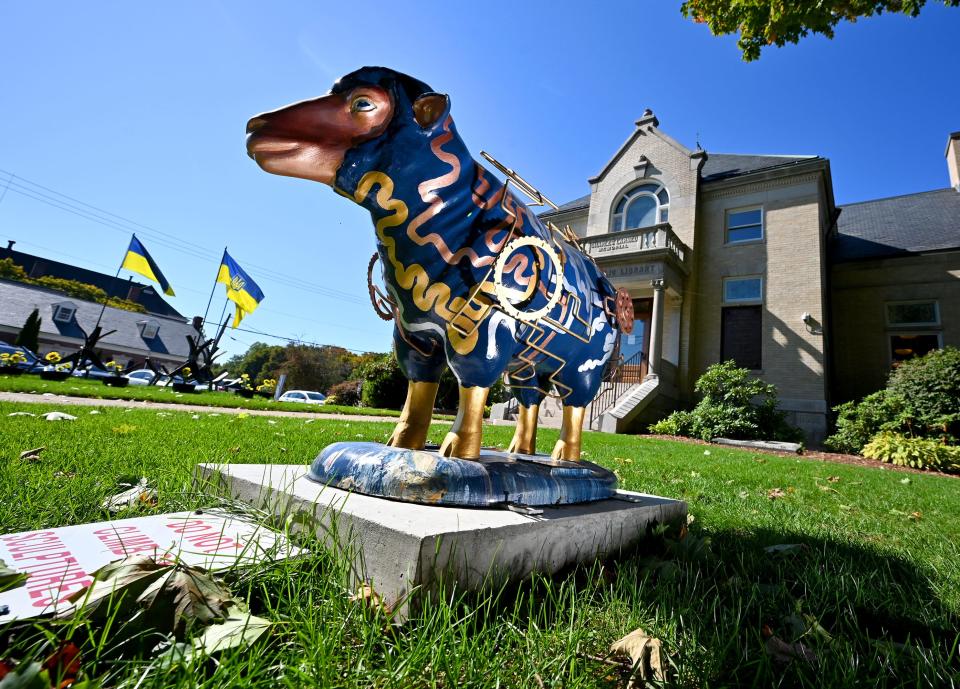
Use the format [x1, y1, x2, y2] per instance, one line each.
[0, 391, 451, 424]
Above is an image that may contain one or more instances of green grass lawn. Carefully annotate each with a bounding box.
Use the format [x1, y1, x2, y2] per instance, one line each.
[0, 372, 406, 417]
[1, 399, 957, 687]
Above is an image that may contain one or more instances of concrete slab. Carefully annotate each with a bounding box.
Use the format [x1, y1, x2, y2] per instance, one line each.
[197, 463, 687, 618]
[713, 437, 803, 453]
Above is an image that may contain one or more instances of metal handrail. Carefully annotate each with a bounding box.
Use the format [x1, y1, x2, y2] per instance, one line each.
[589, 350, 646, 429]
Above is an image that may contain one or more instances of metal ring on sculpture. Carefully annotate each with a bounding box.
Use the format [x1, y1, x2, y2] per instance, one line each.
[367, 253, 395, 321]
[493, 236, 563, 323]
[615, 287, 635, 334]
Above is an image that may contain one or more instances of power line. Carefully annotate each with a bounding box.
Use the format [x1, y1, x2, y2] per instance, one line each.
[0, 167, 369, 305]
[226, 323, 376, 354]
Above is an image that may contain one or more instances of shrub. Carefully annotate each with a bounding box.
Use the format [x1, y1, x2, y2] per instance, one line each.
[327, 380, 362, 407]
[649, 361, 802, 442]
[825, 390, 908, 454]
[0, 257, 28, 281]
[32, 275, 107, 303]
[649, 410, 694, 436]
[825, 347, 960, 454]
[887, 347, 960, 443]
[862, 431, 960, 473]
[356, 354, 408, 409]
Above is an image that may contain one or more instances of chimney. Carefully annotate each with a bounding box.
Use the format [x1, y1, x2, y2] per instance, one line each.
[947, 131, 960, 190]
[5, 240, 14, 251]
[191, 316, 204, 332]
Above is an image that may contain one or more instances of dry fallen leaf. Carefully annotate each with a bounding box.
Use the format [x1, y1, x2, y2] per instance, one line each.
[827, 476, 841, 483]
[610, 627, 667, 684]
[42, 640, 82, 688]
[19, 446, 44, 462]
[764, 634, 817, 666]
[909, 511, 922, 521]
[767, 488, 787, 499]
[764, 543, 805, 555]
[0, 559, 29, 592]
[42, 411, 77, 422]
[102, 478, 156, 513]
[349, 583, 392, 614]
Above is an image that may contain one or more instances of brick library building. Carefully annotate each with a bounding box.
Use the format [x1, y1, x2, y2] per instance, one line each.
[544, 114, 960, 444]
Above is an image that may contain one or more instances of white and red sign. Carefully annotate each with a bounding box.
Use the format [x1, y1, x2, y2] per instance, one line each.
[0, 510, 297, 622]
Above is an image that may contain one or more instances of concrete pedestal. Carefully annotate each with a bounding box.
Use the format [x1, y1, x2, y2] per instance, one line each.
[197, 463, 686, 618]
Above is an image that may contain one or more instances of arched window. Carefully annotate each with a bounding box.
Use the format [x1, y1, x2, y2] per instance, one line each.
[611, 182, 670, 232]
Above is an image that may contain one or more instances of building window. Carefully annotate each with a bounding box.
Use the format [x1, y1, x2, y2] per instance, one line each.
[886, 301, 939, 327]
[725, 207, 763, 244]
[723, 276, 763, 304]
[52, 303, 76, 323]
[721, 305, 762, 370]
[720, 276, 763, 369]
[890, 333, 942, 364]
[885, 300, 941, 365]
[138, 320, 160, 340]
[611, 182, 670, 232]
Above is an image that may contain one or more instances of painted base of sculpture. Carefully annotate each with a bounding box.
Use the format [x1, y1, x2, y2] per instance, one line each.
[307, 441, 618, 507]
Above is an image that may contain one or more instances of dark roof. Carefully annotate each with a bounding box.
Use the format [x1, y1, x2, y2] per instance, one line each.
[540, 194, 591, 218]
[700, 153, 819, 182]
[832, 188, 960, 262]
[0, 280, 198, 361]
[544, 153, 820, 215]
[0, 247, 183, 317]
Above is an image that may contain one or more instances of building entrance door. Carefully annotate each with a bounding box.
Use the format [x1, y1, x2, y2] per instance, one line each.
[619, 298, 651, 381]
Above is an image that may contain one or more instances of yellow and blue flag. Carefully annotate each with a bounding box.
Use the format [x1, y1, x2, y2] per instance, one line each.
[121, 235, 175, 296]
[216, 250, 264, 327]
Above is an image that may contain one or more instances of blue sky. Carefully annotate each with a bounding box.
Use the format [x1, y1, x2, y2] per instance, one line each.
[2, 1, 958, 357]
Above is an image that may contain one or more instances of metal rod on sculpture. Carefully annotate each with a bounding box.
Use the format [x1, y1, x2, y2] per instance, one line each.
[479, 151, 559, 210]
[201, 246, 228, 333]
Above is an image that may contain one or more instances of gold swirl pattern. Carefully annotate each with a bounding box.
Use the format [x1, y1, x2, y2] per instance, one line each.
[354, 171, 490, 355]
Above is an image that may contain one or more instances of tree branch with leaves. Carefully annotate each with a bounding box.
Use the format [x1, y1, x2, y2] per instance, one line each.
[681, 0, 959, 61]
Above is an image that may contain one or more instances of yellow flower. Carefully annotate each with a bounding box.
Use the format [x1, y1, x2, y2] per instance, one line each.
[45, 351, 62, 363]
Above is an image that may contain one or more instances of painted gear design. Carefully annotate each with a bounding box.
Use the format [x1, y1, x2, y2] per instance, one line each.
[493, 236, 563, 323]
[615, 287, 634, 334]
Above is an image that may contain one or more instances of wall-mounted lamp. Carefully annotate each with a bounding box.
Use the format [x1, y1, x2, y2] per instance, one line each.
[801, 312, 822, 335]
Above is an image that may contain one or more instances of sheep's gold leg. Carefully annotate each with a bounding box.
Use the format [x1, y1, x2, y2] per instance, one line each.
[439, 385, 489, 460]
[551, 405, 585, 461]
[387, 381, 439, 450]
[507, 404, 539, 455]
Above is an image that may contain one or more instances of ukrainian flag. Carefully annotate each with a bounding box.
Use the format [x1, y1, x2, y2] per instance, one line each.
[121, 235, 175, 296]
[217, 250, 264, 327]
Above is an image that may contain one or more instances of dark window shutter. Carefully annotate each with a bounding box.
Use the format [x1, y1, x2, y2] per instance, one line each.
[721, 305, 762, 369]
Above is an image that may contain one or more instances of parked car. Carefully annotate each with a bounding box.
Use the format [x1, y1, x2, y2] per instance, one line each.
[125, 369, 161, 386]
[278, 390, 326, 405]
[71, 366, 115, 380]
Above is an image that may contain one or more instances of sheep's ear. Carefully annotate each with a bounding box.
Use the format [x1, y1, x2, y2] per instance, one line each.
[413, 92, 449, 128]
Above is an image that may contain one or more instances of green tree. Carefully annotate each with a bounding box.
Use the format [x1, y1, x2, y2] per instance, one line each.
[272, 344, 358, 393]
[14, 309, 42, 353]
[219, 342, 284, 381]
[681, 0, 959, 61]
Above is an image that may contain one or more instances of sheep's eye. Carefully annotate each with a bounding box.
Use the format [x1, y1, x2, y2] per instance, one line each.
[351, 96, 376, 113]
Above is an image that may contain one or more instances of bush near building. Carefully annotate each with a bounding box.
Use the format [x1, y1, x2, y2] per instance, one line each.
[826, 347, 960, 472]
[649, 360, 803, 443]
[326, 379, 362, 407]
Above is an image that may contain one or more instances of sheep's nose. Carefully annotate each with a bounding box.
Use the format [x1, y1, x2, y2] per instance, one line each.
[246, 116, 269, 134]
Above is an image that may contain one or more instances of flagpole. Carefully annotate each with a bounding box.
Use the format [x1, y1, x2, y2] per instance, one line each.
[202, 246, 228, 333]
[94, 237, 131, 331]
